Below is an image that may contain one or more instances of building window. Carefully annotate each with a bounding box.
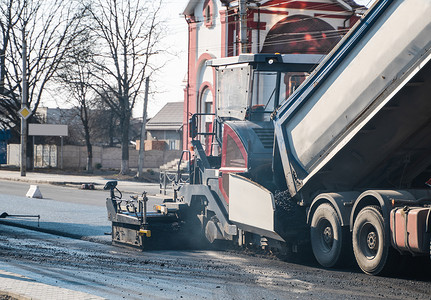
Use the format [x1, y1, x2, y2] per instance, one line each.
[203, 0, 214, 28]
[205, 5, 211, 23]
[168, 140, 177, 150]
[283, 72, 309, 100]
[198, 85, 214, 152]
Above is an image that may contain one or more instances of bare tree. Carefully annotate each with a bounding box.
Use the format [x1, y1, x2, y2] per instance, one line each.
[88, 0, 164, 174]
[92, 90, 120, 147]
[0, 0, 85, 146]
[56, 29, 96, 172]
[0, 0, 24, 130]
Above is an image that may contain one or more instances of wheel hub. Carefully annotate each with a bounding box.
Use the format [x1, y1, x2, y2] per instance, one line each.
[323, 226, 333, 245]
[367, 231, 378, 250]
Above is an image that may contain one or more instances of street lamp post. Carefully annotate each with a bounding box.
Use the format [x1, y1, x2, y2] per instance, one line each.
[20, 24, 28, 177]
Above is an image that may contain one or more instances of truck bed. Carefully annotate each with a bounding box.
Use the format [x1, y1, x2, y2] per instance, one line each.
[274, 0, 431, 200]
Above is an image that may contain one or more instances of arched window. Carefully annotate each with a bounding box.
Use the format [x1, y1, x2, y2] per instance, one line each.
[261, 15, 342, 54]
[198, 84, 214, 152]
[203, 0, 214, 28]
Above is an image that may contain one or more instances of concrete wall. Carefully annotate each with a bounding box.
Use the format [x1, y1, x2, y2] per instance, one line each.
[7, 144, 20, 166]
[6, 144, 181, 170]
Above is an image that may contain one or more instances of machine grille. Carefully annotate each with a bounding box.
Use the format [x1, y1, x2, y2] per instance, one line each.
[253, 128, 274, 149]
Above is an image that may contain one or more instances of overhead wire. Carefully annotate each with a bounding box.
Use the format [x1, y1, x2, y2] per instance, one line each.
[166, 9, 354, 44]
[185, 27, 348, 53]
[192, 0, 357, 24]
[162, 0, 364, 52]
[186, 23, 351, 53]
[259, 32, 347, 49]
[162, 0, 357, 31]
[205, 0, 337, 20]
[261, 27, 350, 41]
[94, 0, 365, 37]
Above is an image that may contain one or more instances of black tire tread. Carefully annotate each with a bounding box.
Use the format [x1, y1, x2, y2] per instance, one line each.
[352, 205, 397, 276]
[311, 203, 351, 268]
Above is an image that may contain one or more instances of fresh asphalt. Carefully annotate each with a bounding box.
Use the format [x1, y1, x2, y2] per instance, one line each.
[0, 170, 166, 243]
[0, 171, 173, 299]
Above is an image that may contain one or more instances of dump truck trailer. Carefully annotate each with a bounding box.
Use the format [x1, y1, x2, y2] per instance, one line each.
[106, 0, 431, 275]
[270, 0, 431, 274]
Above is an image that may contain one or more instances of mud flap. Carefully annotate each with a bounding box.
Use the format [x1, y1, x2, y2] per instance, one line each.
[228, 173, 285, 242]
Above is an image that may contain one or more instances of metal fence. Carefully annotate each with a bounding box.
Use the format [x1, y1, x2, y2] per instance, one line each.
[34, 144, 57, 167]
[159, 171, 190, 196]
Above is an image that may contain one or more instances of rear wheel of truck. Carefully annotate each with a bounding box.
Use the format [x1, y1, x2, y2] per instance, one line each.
[310, 203, 346, 268]
[352, 206, 392, 275]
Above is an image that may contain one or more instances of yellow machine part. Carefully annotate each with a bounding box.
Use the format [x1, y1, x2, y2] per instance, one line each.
[138, 229, 151, 238]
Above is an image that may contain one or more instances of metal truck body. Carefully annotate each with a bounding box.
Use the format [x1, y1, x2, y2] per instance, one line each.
[273, 0, 431, 201]
[106, 0, 431, 275]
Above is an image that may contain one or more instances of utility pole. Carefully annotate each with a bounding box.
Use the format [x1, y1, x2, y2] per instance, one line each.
[20, 23, 28, 177]
[137, 77, 149, 178]
[239, 0, 248, 53]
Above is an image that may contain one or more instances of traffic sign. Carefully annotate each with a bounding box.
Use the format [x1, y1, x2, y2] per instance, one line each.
[29, 124, 68, 136]
[18, 106, 31, 120]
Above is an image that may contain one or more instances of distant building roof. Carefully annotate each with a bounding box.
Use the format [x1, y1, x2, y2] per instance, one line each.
[36, 107, 81, 125]
[146, 102, 183, 131]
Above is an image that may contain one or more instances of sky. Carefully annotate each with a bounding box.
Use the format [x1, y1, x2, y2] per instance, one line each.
[133, 0, 189, 118]
[41, 0, 189, 119]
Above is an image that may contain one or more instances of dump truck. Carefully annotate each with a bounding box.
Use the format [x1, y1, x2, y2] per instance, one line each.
[105, 0, 431, 275]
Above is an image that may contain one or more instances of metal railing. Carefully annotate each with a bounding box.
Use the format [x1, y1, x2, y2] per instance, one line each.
[159, 150, 191, 195]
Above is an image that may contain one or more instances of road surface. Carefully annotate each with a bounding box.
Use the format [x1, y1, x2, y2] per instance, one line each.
[0, 180, 430, 299]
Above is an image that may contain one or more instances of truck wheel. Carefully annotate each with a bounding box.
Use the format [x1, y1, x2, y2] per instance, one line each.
[310, 203, 344, 268]
[352, 206, 391, 275]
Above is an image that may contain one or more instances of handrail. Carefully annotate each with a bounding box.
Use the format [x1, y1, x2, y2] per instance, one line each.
[189, 113, 216, 139]
[177, 150, 191, 184]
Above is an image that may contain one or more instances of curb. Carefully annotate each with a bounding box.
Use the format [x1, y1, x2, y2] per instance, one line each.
[0, 176, 157, 195]
[0, 220, 111, 246]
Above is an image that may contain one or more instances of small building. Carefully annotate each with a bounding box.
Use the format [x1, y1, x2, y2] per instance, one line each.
[36, 107, 80, 125]
[146, 102, 183, 150]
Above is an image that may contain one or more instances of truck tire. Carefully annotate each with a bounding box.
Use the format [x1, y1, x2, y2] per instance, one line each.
[310, 203, 345, 268]
[352, 206, 392, 275]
